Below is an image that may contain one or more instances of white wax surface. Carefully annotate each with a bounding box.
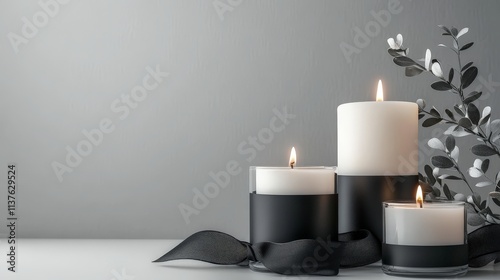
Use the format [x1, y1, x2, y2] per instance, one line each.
[337, 101, 418, 175]
[255, 167, 336, 195]
[384, 203, 465, 246]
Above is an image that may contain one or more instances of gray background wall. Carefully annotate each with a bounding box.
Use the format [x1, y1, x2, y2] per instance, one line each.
[0, 0, 499, 239]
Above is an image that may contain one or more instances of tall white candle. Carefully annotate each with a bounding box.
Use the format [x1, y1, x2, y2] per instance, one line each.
[337, 80, 418, 176]
[255, 148, 336, 195]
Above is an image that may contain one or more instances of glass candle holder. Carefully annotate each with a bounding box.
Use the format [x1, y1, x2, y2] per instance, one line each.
[249, 166, 338, 272]
[382, 201, 468, 277]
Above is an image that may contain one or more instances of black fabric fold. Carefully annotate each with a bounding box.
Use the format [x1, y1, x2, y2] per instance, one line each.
[154, 230, 379, 275]
[468, 224, 500, 268]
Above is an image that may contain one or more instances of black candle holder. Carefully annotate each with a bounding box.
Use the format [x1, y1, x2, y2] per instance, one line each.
[249, 192, 338, 271]
[337, 175, 419, 242]
[249, 166, 338, 272]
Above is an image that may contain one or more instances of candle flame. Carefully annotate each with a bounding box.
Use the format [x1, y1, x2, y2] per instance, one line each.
[376, 80, 384, 102]
[289, 147, 296, 169]
[416, 185, 423, 208]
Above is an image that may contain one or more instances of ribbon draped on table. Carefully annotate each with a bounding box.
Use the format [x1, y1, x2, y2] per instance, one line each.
[154, 224, 500, 276]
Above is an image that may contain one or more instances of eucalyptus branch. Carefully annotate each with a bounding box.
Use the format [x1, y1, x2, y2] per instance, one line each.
[387, 26, 500, 226]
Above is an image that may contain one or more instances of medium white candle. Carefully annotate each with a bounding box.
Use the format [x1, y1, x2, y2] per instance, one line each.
[384, 187, 465, 246]
[337, 80, 418, 176]
[255, 148, 336, 195]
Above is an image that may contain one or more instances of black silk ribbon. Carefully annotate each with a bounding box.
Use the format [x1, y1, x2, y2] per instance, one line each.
[154, 224, 500, 276]
[153, 230, 380, 275]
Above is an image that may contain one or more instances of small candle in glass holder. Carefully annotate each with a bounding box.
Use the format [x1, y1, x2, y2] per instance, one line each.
[382, 186, 468, 277]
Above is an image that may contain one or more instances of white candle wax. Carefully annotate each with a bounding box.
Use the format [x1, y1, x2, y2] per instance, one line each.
[255, 167, 336, 195]
[337, 101, 418, 176]
[384, 202, 465, 246]
[337, 81, 418, 176]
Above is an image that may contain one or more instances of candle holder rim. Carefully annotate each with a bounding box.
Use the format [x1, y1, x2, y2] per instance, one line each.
[383, 200, 465, 207]
[338, 100, 418, 107]
[250, 166, 336, 170]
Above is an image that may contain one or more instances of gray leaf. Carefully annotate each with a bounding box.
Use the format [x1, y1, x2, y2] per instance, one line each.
[422, 118, 442, 127]
[393, 56, 415, 66]
[431, 81, 452, 91]
[468, 103, 480, 125]
[471, 144, 497, 156]
[428, 138, 445, 151]
[467, 213, 485, 226]
[476, 181, 492, 188]
[445, 136, 455, 151]
[432, 156, 454, 169]
[461, 66, 478, 89]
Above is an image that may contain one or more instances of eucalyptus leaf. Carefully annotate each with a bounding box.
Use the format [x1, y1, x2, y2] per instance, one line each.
[476, 181, 493, 188]
[463, 91, 482, 104]
[451, 126, 470, 137]
[448, 68, 454, 82]
[481, 159, 490, 173]
[431, 81, 452, 91]
[388, 48, 405, 57]
[445, 109, 455, 121]
[462, 62, 473, 72]
[479, 114, 491, 126]
[458, 117, 473, 129]
[454, 105, 466, 117]
[422, 118, 442, 127]
[454, 193, 466, 201]
[405, 66, 423, 77]
[416, 99, 426, 109]
[473, 193, 482, 208]
[468, 167, 483, 178]
[468, 103, 480, 125]
[456, 27, 469, 38]
[461, 66, 478, 89]
[460, 42, 474, 51]
[467, 213, 485, 226]
[493, 197, 500, 208]
[393, 56, 415, 66]
[443, 184, 453, 200]
[473, 159, 483, 169]
[445, 136, 456, 152]
[428, 138, 445, 151]
[444, 125, 457, 135]
[490, 119, 500, 133]
[439, 174, 461, 180]
[432, 156, 454, 169]
[430, 107, 441, 118]
[438, 25, 451, 34]
[418, 114, 425, 120]
[471, 144, 497, 156]
[451, 27, 458, 36]
[424, 165, 436, 186]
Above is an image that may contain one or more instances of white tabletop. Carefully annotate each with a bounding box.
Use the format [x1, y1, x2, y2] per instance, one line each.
[0, 239, 499, 280]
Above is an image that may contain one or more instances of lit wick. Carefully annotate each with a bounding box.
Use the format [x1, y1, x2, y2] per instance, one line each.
[416, 185, 423, 209]
[376, 80, 384, 102]
[289, 147, 296, 169]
